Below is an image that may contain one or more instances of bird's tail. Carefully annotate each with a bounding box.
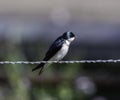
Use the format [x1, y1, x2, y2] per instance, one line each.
[32, 62, 45, 75]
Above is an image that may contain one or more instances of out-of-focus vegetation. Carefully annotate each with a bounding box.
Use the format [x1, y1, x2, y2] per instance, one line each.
[0, 0, 120, 100]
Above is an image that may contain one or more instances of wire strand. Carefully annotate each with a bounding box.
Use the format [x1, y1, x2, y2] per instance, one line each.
[0, 59, 120, 64]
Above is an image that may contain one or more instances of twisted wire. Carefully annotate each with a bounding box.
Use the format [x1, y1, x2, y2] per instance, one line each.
[0, 59, 120, 64]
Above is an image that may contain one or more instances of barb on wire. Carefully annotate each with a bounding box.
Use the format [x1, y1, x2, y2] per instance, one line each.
[0, 59, 120, 64]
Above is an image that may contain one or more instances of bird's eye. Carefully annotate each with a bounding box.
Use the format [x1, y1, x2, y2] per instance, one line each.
[70, 32, 75, 37]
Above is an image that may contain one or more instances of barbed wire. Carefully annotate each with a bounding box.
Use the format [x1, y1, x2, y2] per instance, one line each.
[0, 59, 120, 64]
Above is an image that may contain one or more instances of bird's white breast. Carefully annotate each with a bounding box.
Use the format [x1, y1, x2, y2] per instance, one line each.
[51, 40, 69, 61]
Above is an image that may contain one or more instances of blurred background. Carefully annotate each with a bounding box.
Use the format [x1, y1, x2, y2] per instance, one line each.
[0, 0, 120, 100]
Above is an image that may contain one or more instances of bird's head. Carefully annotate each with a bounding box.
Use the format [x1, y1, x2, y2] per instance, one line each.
[62, 31, 75, 42]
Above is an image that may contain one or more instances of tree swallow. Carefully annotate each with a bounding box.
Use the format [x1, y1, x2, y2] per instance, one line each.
[32, 32, 75, 75]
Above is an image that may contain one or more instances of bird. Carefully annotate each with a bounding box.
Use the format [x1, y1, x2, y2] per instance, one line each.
[32, 31, 75, 75]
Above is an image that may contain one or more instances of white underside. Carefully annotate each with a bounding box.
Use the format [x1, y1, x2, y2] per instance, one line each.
[51, 44, 69, 61]
[50, 37, 75, 61]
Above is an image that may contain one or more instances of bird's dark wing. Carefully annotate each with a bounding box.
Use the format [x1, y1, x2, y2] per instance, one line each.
[32, 37, 65, 74]
[43, 37, 65, 61]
